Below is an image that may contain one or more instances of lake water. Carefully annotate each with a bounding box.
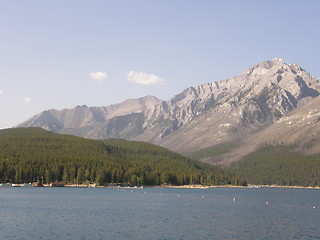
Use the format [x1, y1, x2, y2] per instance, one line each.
[0, 187, 319, 240]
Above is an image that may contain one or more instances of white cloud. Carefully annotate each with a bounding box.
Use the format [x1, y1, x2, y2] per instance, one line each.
[24, 97, 31, 103]
[89, 72, 108, 82]
[126, 71, 165, 85]
[0, 89, 3, 95]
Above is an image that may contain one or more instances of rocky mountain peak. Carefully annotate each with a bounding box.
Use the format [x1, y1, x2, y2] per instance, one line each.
[242, 58, 291, 76]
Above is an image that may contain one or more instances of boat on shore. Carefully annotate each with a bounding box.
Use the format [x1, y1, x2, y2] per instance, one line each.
[50, 182, 65, 187]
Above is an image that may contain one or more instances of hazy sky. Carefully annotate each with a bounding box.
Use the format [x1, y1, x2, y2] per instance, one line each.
[0, 0, 319, 129]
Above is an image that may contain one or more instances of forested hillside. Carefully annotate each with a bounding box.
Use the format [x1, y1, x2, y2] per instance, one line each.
[231, 145, 320, 187]
[0, 128, 245, 186]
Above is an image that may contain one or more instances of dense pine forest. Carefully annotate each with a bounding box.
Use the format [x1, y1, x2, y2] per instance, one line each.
[0, 128, 246, 186]
[230, 145, 320, 187]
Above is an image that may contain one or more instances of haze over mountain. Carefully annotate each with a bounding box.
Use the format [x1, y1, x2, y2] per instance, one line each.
[18, 58, 320, 164]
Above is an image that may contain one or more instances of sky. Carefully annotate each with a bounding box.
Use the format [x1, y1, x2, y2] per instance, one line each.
[0, 0, 319, 129]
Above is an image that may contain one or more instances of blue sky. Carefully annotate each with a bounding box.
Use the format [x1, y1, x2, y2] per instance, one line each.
[0, 0, 319, 129]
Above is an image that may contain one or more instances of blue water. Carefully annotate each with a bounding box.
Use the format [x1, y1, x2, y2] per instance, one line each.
[0, 187, 319, 240]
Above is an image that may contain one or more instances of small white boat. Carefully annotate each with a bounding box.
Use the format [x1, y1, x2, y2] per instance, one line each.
[12, 184, 23, 187]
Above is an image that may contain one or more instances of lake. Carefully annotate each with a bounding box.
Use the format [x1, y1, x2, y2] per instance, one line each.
[0, 187, 319, 240]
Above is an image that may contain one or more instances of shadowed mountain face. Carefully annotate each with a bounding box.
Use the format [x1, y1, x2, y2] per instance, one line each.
[18, 58, 320, 164]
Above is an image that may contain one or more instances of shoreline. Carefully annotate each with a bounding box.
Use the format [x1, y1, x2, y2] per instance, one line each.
[253, 184, 320, 189]
[65, 184, 320, 190]
[2, 183, 320, 190]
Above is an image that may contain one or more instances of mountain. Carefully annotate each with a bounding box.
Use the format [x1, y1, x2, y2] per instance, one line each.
[18, 58, 320, 164]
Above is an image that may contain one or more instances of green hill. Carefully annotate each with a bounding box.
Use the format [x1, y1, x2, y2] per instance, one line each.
[230, 144, 320, 187]
[0, 128, 245, 186]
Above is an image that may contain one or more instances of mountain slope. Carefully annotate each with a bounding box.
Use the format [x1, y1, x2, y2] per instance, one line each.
[191, 95, 320, 164]
[18, 58, 320, 163]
